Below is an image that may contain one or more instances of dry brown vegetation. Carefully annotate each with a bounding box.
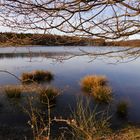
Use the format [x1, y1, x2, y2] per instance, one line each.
[92, 85, 112, 102]
[27, 96, 140, 140]
[21, 70, 54, 83]
[107, 40, 140, 47]
[80, 75, 108, 93]
[1, 80, 140, 139]
[4, 85, 22, 98]
[0, 33, 105, 46]
[0, 33, 140, 47]
[39, 87, 59, 104]
[80, 75, 112, 102]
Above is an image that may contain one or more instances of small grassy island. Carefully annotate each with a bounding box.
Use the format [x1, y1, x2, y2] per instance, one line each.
[4, 85, 22, 98]
[21, 70, 54, 83]
[80, 75, 112, 103]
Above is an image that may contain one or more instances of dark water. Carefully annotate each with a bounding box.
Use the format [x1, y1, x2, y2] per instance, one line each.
[0, 46, 140, 137]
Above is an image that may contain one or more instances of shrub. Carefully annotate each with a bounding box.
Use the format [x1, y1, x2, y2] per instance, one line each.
[21, 70, 53, 83]
[117, 101, 128, 117]
[80, 75, 107, 93]
[4, 86, 21, 98]
[39, 87, 59, 104]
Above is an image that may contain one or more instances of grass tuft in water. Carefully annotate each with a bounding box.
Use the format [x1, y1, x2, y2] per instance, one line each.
[92, 86, 112, 103]
[4, 86, 21, 98]
[80, 75, 107, 93]
[21, 70, 54, 83]
[80, 75, 112, 103]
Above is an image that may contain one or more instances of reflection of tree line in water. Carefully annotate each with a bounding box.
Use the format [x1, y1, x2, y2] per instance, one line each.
[0, 52, 72, 59]
[0, 69, 136, 139]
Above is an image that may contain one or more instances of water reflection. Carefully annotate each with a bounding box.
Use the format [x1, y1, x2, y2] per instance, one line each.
[0, 46, 140, 63]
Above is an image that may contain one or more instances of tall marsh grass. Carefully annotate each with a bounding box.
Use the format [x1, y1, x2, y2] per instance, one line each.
[68, 99, 111, 140]
[26, 97, 111, 140]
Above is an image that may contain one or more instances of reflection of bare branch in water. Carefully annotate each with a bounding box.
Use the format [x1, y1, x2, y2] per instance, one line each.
[45, 47, 140, 64]
[0, 47, 140, 64]
[78, 47, 140, 64]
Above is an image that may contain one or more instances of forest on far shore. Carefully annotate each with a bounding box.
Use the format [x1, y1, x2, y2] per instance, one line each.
[0, 32, 139, 47]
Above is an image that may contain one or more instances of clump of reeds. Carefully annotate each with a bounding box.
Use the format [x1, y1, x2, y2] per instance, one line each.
[4, 85, 21, 98]
[21, 70, 54, 83]
[58, 98, 111, 139]
[80, 75, 112, 103]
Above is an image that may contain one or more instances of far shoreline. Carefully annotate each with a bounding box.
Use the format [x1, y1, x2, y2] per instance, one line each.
[0, 32, 140, 47]
[0, 44, 139, 48]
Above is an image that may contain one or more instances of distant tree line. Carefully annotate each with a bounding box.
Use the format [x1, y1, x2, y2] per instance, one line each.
[0, 1, 139, 40]
[0, 32, 105, 46]
[0, 32, 139, 47]
[107, 40, 140, 47]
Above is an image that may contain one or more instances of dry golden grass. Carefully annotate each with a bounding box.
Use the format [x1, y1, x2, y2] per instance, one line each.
[21, 70, 53, 83]
[80, 75, 112, 102]
[105, 127, 140, 140]
[4, 85, 21, 98]
[92, 85, 112, 102]
[80, 75, 108, 93]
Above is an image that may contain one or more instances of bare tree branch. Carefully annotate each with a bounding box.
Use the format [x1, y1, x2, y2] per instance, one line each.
[0, 0, 139, 39]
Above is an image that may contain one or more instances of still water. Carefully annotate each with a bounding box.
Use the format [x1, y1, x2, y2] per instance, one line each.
[0, 46, 140, 136]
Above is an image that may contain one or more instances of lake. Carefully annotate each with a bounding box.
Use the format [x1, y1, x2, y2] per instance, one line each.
[0, 46, 140, 138]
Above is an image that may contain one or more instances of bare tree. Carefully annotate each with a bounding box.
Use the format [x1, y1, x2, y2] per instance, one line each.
[0, 0, 139, 39]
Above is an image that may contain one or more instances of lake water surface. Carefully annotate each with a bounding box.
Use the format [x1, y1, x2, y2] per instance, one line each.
[0, 46, 140, 138]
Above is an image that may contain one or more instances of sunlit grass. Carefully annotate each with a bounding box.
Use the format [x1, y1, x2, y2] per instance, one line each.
[92, 85, 112, 103]
[80, 75, 107, 93]
[80, 75, 112, 102]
